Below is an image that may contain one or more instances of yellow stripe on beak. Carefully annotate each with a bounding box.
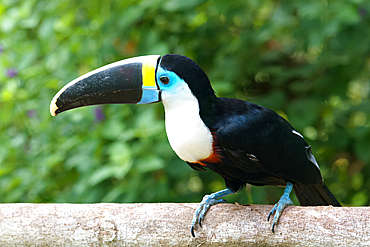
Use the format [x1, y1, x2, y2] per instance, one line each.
[142, 57, 158, 88]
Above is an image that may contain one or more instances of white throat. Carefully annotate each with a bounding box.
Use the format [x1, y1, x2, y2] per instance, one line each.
[161, 84, 213, 163]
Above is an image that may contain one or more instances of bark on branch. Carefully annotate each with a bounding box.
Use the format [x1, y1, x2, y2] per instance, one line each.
[0, 203, 368, 246]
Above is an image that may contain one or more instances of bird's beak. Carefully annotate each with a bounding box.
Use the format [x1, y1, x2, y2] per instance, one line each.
[50, 55, 161, 116]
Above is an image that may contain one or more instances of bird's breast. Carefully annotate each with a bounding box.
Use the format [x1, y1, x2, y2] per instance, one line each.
[164, 104, 214, 163]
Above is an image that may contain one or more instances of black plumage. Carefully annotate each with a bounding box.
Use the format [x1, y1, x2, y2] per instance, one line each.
[161, 54, 340, 207]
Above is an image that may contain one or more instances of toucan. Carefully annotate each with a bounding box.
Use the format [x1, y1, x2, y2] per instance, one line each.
[50, 54, 341, 236]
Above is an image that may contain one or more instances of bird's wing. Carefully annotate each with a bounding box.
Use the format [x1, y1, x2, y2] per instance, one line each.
[215, 100, 322, 185]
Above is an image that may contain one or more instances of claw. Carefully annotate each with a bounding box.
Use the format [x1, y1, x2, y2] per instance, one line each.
[191, 226, 195, 238]
[190, 188, 235, 237]
[272, 222, 276, 233]
[267, 182, 294, 233]
[267, 210, 273, 222]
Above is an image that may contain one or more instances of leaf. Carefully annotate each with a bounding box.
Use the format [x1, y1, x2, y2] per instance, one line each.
[164, 0, 204, 12]
[135, 156, 165, 173]
[286, 98, 320, 130]
[87, 163, 132, 187]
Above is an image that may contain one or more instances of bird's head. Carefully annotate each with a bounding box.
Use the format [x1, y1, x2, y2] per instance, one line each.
[50, 54, 216, 116]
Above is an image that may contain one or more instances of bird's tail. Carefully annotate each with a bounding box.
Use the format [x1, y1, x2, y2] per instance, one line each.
[293, 183, 341, 206]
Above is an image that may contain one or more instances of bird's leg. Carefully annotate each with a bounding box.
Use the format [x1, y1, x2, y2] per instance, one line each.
[191, 188, 235, 237]
[267, 182, 294, 233]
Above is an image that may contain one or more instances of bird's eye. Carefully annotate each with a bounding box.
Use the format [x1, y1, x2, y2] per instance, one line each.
[160, 76, 170, 85]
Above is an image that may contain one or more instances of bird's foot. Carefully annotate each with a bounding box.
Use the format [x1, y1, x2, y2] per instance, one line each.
[190, 188, 234, 237]
[267, 182, 294, 233]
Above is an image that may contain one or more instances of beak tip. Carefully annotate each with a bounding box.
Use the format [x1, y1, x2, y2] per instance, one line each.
[50, 98, 58, 117]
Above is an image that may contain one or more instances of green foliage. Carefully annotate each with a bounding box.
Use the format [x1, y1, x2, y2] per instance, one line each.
[0, 0, 370, 206]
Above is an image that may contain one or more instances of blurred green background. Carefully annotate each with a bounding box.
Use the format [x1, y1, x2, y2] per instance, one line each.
[0, 0, 370, 206]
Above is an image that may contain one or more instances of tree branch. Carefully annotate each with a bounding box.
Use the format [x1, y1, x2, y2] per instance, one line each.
[0, 203, 368, 246]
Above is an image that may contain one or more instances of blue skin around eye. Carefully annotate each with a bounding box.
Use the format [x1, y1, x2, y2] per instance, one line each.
[156, 67, 184, 91]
